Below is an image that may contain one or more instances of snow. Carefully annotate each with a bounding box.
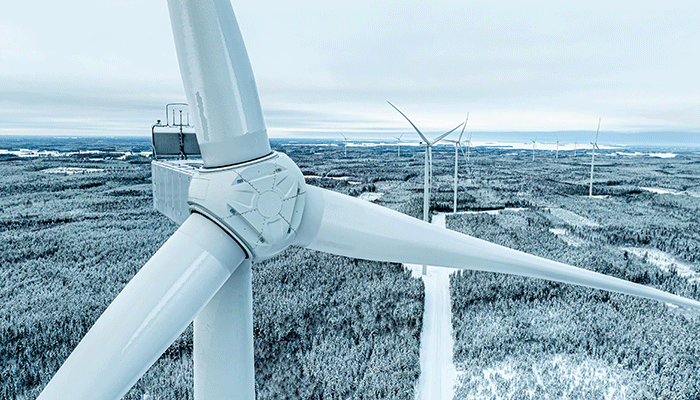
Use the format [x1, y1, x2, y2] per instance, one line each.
[639, 187, 700, 197]
[547, 208, 600, 227]
[0, 148, 152, 159]
[454, 207, 526, 216]
[549, 228, 586, 247]
[358, 192, 383, 202]
[649, 152, 677, 158]
[43, 167, 105, 175]
[456, 354, 635, 399]
[471, 141, 618, 151]
[303, 175, 361, 185]
[640, 187, 681, 195]
[1, 149, 62, 157]
[405, 213, 457, 400]
[623, 247, 700, 283]
[117, 151, 153, 160]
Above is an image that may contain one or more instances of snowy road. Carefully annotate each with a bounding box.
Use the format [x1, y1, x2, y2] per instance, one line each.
[406, 213, 457, 400]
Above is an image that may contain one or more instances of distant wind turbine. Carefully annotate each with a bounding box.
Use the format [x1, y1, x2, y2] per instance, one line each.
[387, 101, 463, 274]
[465, 131, 472, 164]
[555, 136, 559, 161]
[388, 101, 462, 222]
[394, 133, 404, 157]
[589, 118, 601, 197]
[444, 113, 469, 213]
[339, 133, 348, 157]
[531, 139, 537, 162]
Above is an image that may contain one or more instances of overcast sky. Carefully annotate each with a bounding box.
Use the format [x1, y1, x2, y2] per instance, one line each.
[1, 1, 698, 144]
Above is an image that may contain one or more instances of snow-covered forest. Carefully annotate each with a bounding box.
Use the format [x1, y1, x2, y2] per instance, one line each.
[2, 136, 700, 399]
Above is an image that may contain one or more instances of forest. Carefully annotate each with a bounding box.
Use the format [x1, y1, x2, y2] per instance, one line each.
[0, 136, 423, 400]
[444, 149, 700, 399]
[2, 135, 700, 399]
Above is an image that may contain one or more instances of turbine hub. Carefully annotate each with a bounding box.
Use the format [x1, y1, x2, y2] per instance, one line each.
[187, 152, 306, 261]
[256, 191, 283, 218]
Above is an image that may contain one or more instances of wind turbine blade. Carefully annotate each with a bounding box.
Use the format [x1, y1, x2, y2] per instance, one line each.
[37, 214, 247, 400]
[457, 112, 469, 142]
[168, 0, 271, 168]
[296, 187, 700, 310]
[433, 122, 464, 145]
[339, 132, 347, 141]
[460, 143, 468, 159]
[387, 101, 430, 144]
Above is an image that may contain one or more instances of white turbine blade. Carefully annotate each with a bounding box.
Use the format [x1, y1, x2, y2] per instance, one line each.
[460, 143, 468, 159]
[340, 132, 347, 141]
[168, 0, 271, 168]
[387, 101, 430, 144]
[296, 187, 700, 310]
[457, 112, 469, 142]
[37, 214, 247, 400]
[432, 122, 464, 145]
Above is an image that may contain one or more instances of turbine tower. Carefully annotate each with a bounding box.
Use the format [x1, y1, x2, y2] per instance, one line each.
[339, 132, 349, 157]
[387, 101, 461, 223]
[36, 3, 700, 400]
[555, 137, 559, 161]
[444, 113, 469, 213]
[531, 139, 537, 162]
[387, 101, 462, 274]
[589, 118, 601, 197]
[393, 133, 405, 157]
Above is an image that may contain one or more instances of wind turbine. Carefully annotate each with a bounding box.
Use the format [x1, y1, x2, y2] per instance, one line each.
[37, 2, 700, 400]
[339, 132, 349, 157]
[555, 136, 559, 161]
[589, 118, 601, 197]
[444, 113, 469, 213]
[387, 101, 462, 224]
[394, 132, 404, 157]
[387, 101, 462, 275]
[531, 138, 537, 161]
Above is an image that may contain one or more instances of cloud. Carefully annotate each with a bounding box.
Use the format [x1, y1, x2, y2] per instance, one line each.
[1, 2, 699, 140]
[0, 23, 44, 62]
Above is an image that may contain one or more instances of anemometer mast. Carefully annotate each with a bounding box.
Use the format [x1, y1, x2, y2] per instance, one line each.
[151, 103, 201, 160]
